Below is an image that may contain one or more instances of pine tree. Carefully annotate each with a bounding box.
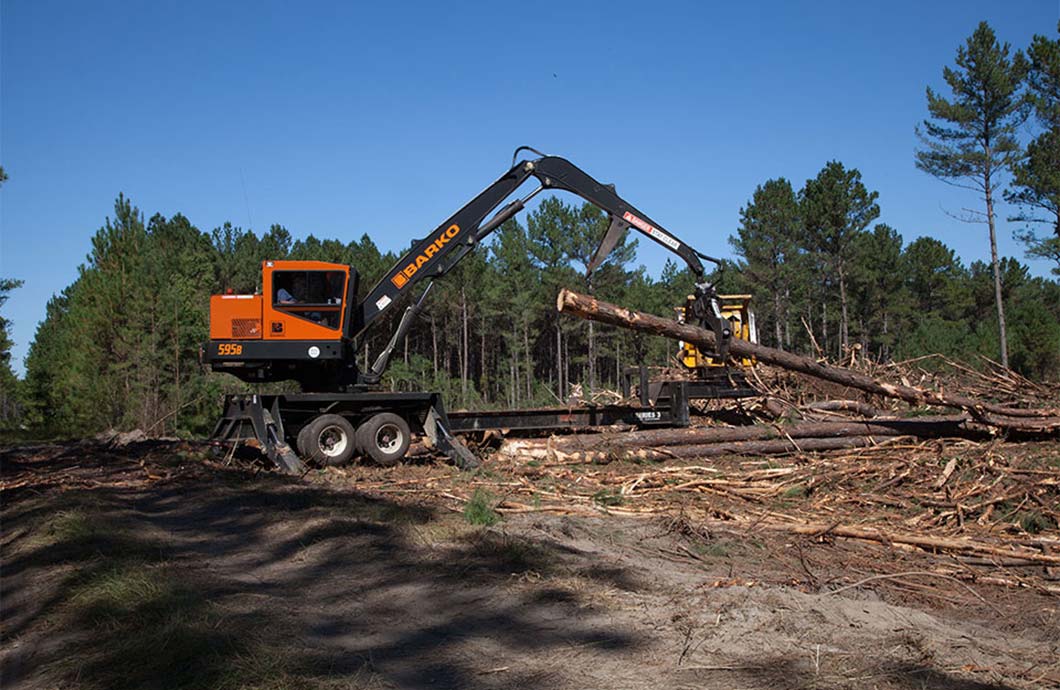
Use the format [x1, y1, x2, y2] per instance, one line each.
[800, 162, 880, 354]
[916, 21, 1028, 367]
[1007, 22, 1060, 275]
[730, 178, 801, 348]
[526, 197, 579, 399]
[902, 237, 973, 321]
[849, 224, 906, 358]
[0, 278, 24, 428]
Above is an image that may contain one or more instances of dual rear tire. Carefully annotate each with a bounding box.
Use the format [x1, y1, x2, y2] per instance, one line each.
[297, 412, 410, 467]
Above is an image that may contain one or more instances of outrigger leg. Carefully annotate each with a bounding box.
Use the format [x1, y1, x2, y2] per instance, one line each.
[423, 394, 480, 470]
[210, 395, 306, 475]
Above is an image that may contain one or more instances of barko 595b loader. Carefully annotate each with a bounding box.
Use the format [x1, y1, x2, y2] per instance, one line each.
[203, 148, 735, 472]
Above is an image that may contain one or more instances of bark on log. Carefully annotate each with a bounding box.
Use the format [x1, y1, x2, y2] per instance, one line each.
[506, 416, 976, 454]
[556, 289, 1060, 432]
[806, 399, 880, 417]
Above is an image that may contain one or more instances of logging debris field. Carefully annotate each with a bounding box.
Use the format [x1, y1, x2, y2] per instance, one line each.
[2, 427, 1058, 690]
[4, 299, 1060, 688]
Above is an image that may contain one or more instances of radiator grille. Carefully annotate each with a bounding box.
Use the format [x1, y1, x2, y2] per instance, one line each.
[231, 318, 261, 338]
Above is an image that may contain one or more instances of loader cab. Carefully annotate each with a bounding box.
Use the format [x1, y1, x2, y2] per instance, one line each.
[205, 260, 360, 387]
[209, 261, 356, 342]
[264, 262, 351, 338]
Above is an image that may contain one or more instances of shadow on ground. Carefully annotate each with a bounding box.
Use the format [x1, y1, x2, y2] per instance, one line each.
[1, 450, 639, 690]
[0, 443, 1031, 690]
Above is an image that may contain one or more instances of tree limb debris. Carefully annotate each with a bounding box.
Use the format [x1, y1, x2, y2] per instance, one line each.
[747, 520, 1060, 566]
[556, 288, 1060, 433]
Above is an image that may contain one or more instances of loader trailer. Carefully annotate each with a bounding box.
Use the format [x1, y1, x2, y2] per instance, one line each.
[211, 367, 755, 474]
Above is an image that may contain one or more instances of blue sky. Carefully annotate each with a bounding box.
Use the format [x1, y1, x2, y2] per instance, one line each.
[1, 0, 1057, 374]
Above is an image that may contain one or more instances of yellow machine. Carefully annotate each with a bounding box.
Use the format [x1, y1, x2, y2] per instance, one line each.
[676, 294, 757, 372]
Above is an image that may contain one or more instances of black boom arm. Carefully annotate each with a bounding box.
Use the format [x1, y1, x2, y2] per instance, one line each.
[352, 150, 731, 355]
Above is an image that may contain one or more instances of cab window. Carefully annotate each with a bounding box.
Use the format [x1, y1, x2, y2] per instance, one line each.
[272, 270, 345, 329]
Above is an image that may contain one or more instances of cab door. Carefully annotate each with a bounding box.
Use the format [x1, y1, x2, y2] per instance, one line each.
[262, 262, 348, 341]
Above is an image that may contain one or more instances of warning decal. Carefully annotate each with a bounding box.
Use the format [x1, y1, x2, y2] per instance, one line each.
[622, 212, 681, 251]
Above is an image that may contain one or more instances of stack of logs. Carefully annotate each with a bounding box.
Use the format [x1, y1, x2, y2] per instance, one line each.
[500, 416, 979, 465]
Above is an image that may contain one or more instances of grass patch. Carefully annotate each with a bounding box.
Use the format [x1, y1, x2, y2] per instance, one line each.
[693, 542, 732, 558]
[36, 509, 97, 545]
[23, 506, 164, 564]
[464, 488, 501, 526]
[62, 561, 293, 690]
[462, 532, 554, 576]
[1017, 511, 1055, 535]
[591, 488, 624, 507]
[14, 491, 392, 690]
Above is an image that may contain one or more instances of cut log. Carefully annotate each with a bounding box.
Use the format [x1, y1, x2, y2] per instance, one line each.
[805, 399, 880, 417]
[556, 289, 1060, 433]
[505, 416, 976, 456]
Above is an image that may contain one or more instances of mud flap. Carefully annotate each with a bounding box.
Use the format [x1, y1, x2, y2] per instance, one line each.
[211, 395, 307, 475]
[423, 395, 480, 470]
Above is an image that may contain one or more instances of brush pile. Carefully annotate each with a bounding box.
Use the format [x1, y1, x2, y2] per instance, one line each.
[486, 436, 1060, 594]
[470, 289, 1060, 594]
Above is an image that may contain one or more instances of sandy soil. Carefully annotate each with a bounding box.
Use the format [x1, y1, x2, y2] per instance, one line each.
[2, 440, 1058, 689]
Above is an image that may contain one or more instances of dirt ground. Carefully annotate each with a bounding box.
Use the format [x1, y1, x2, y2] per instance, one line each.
[2, 438, 1058, 690]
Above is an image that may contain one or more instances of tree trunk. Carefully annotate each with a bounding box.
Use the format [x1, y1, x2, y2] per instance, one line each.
[431, 313, 438, 379]
[588, 319, 595, 396]
[986, 179, 1009, 368]
[173, 300, 180, 434]
[773, 291, 783, 348]
[555, 320, 563, 400]
[882, 309, 890, 360]
[461, 287, 468, 405]
[821, 301, 828, 357]
[556, 289, 1060, 431]
[523, 319, 532, 400]
[480, 327, 487, 403]
[838, 263, 849, 353]
[564, 334, 570, 399]
[511, 321, 519, 406]
[784, 286, 792, 350]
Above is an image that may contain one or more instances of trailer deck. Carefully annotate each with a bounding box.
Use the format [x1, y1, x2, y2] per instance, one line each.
[211, 368, 757, 473]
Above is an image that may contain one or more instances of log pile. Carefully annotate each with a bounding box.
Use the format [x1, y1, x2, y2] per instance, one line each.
[500, 416, 980, 465]
[556, 288, 1060, 433]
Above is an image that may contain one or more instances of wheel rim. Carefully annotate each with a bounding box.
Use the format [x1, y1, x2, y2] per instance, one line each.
[317, 425, 349, 457]
[375, 423, 404, 454]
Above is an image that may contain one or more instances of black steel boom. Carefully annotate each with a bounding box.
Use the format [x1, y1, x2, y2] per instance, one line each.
[352, 151, 730, 356]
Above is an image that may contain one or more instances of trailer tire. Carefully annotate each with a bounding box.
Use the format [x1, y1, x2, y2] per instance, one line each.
[303, 414, 357, 467]
[356, 413, 411, 467]
[295, 423, 313, 458]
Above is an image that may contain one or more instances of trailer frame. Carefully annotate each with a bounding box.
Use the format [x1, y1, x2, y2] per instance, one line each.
[211, 365, 757, 473]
